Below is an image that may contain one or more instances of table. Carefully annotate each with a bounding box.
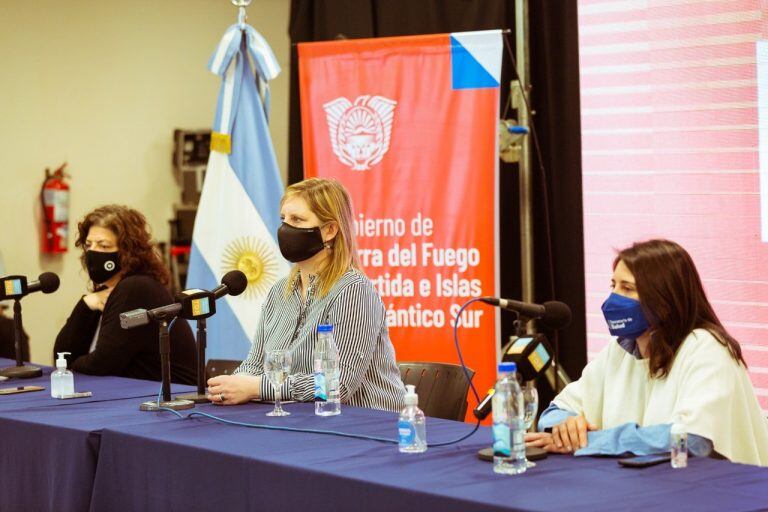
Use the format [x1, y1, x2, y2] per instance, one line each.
[0, 358, 179, 411]
[90, 402, 768, 512]
[0, 358, 194, 511]
[1, 360, 768, 512]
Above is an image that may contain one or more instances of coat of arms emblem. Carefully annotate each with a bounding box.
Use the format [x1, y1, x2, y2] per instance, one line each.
[323, 95, 397, 171]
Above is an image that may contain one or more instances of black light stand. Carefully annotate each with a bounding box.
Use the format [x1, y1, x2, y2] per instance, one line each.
[139, 314, 194, 411]
[176, 318, 211, 403]
[0, 299, 42, 379]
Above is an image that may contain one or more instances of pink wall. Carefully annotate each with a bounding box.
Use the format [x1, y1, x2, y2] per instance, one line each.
[579, 0, 768, 409]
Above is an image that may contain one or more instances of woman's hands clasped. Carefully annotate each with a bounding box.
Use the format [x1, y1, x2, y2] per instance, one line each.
[83, 287, 113, 311]
[207, 374, 262, 405]
[525, 414, 597, 454]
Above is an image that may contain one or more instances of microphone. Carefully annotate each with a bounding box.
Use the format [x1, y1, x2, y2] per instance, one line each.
[480, 297, 571, 330]
[211, 270, 248, 299]
[0, 272, 60, 299]
[473, 334, 553, 420]
[176, 270, 246, 405]
[27, 272, 61, 294]
[120, 271, 247, 329]
[0, 272, 59, 379]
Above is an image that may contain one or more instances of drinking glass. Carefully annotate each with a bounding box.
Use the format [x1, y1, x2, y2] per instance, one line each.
[263, 349, 292, 417]
[522, 380, 539, 468]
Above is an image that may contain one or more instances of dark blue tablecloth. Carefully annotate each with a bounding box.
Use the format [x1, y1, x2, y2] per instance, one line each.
[2, 355, 768, 512]
[0, 358, 193, 410]
[91, 402, 768, 512]
[0, 359, 195, 512]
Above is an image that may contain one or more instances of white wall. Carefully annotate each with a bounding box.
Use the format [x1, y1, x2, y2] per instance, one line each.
[0, 0, 291, 363]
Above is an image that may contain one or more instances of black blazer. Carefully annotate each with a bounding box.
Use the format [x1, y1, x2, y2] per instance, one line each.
[53, 274, 196, 385]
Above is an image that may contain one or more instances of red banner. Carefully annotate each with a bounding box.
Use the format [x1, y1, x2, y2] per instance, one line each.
[299, 31, 502, 420]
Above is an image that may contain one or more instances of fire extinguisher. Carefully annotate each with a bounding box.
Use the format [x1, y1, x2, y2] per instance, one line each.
[40, 163, 70, 254]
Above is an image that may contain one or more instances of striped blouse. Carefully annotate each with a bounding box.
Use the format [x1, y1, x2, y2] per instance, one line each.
[235, 269, 406, 412]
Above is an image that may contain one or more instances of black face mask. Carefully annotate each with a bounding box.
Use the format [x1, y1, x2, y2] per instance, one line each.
[277, 223, 326, 263]
[85, 250, 122, 284]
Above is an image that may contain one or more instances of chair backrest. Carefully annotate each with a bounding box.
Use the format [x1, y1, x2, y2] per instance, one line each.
[205, 359, 241, 380]
[398, 361, 475, 421]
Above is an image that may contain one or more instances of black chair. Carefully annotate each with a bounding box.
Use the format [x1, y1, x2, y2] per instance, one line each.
[205, 359, 241, 380]
[398, 361, 475, 421]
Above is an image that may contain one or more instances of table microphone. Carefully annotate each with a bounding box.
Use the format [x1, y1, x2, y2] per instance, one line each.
[0, 272, 60, 379]
[475, 334, 554, 464]
[121, 271, 248, 410]
[178, 270, 248, 403]
[473, 334, 553, 421]
[119, 271, 248, 329]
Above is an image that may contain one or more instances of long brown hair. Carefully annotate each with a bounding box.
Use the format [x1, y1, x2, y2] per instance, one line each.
[282, 178, 360, 297]
[616, 239, 745, 378]
[75, 205, 169, 287]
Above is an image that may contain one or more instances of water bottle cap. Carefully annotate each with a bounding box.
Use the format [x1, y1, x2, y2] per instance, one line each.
[317, 324, 333, 333]
[498, 362, 516, 373]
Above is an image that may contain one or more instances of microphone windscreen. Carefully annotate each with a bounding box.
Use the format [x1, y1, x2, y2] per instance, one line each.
[542, 301, 571, 330]
[38, 272, 60, 294]
[221, 270, 247, 296]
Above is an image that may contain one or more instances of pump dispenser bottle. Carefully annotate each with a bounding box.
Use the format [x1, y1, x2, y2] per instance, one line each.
[398, 384, 427, 453]
[51, 352, 74, 398]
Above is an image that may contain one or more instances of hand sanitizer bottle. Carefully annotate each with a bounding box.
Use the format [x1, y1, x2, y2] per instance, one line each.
[670, 422, 688, 468]
[398, 384, 427, 453]
[51, 352, 74, 398]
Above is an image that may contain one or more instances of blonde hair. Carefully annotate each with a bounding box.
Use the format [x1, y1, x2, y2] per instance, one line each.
[282, 178, 360, 297]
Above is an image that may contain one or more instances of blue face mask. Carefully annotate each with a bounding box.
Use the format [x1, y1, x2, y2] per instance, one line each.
[601, 293, 650, 338]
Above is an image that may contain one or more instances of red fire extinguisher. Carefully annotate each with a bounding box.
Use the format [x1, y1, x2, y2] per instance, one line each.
[41, 163, 70, 254]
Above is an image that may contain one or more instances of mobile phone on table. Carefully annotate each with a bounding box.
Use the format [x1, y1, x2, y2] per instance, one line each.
[0, 385, 45, 395]
[618, 454, 671, 468]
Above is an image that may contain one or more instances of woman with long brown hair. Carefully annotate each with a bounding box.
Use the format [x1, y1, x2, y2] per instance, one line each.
[54, 205, 196, 384]
[528, 239, 768, 466]
[206, 178, 405, 411]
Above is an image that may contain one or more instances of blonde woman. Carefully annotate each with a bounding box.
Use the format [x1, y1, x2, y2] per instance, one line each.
[207, 178, 405, 412]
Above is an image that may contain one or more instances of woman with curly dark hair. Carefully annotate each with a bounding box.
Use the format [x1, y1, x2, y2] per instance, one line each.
[53, 205, 196, 384]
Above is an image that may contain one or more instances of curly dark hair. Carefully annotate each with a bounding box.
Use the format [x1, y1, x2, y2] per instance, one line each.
[75, 205, 169, 286]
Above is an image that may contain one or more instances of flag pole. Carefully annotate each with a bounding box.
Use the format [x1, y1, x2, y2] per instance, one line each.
[231, 0, 252, 25]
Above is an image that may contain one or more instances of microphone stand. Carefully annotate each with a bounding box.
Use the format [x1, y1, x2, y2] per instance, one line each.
[139, 314, 195, 411]
[176, 318, 211, 403]
[0, 299, 42, 379]
[478, 314, 547, 464]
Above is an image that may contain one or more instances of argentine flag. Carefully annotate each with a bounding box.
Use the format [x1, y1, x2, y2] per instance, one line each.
[187, 22, 289, 361]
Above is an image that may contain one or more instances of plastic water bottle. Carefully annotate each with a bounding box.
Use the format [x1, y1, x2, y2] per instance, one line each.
[398, 384, 427, 453]
[670, 422, 688, 468]
[492, 362, 526, 475]
[51, 352, 74, 398]
[314, 324, 341, 416]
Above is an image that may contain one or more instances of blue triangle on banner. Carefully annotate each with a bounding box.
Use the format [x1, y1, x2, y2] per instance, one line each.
[450, 35, 499, 89]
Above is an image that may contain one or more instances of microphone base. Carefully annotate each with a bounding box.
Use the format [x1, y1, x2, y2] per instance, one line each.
[175, 392, 211, 403]
[139, 398, 195, 411]
[0, 364, 43, 379]
[477, 446, 548, 462]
